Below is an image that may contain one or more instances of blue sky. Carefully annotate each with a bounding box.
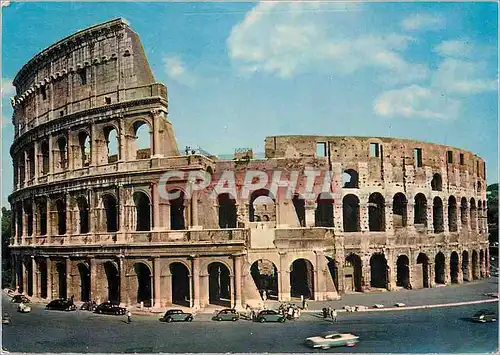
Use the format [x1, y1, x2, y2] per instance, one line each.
[1, 2, 498, 208]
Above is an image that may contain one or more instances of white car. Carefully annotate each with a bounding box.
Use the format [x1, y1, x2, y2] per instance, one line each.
[304, 332, 359, 349]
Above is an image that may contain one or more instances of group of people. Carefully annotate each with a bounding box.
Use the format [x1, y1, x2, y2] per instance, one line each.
[278, 303, 301, 320]
[322, 306, 338, 322]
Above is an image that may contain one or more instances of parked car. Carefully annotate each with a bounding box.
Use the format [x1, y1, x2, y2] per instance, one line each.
[213, 309, 239, 321]
[256, 310, 285, 323]
[160, 309, 193, 323]
[10, 295, 30, 304]
[472, 309, 497, 323]
[2, 313, 11, 325]
[46, 299, 77, 311]
[304, 332, 359, 349]
[94, 302, 127, 315]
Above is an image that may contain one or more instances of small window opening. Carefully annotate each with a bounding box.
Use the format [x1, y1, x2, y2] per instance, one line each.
[370, 143, 380, 157]
[476, 161, 479, 177]
[483, 162, 486, 179]
[105, 97, 111, 105]
[459, 153, 464, 165]
[447, 151, 453, 164]
[316, 142, 327, 158]
[79, 69, 87, 86]
[60, 110, 64, 117]
[414, 148, 423, 167]
[41, 86, 47, 100]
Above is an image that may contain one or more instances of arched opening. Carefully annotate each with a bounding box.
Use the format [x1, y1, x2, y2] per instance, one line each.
[479, 250, 485, 277]
[104, 126, 119, 163]
[343, 194, 360, 232]
[134, 121, 151, 159]
[39, 259, 48, 298]
[102, 195, 118, 232]
[134, 263, 152, 307]
[27, 146, 35, 180]
[170, 189, 186, 230]
[250, 189, 275, 222]
[15, 203, 22, 244]
[370, 253, 388, 289]
[57, 137, 67, 170]
[315, 192, 334, 227]
[345, 254, 362, 292]
[39, 201, 47, 236]
[218, 193, 237, 229]
[77, 197, 90, 234]
[431, 173, 442, 191]
[342, 169, 359, 188]
[292, 194, 306, 227]
[434, 252, 445, 284]
[16, 261, 23, 294]
[417, 253, 430, 288]
[250, 259, 278, 300]
[472, 250, 479, 280]
[478, 201, 483, 234]
[41, 141, 50, 174]
[56, 262, 67, 299]
[326, 257, 339, 292]
[460, 197, 468, 226]
[170, 262, 190, 306]
[414, 193, 427, 226]
[134, 191, 151, 231]
[208, 262, 231, 307]
[477, 181, 482, 193]
[433, 197, 444, 233]
[448, 196, 458, 232]
[393, 193, 408, 228]
[396, 255, 410, 288]
[77, 263, 91, 302]
[470, 198, 477, 230]
[25, 259, 33, 296]
[24, 201, 33, 236]
[462, 250, 470, 282]
[78, 131, 91, 167]
[368, 193, 385, 231]
[55, 199, 66, 235]
[450, 252, 459, 284]
[290, 259, 314, 299]
[104, 261, 120, 304]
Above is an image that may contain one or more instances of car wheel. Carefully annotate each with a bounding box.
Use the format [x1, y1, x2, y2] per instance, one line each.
[259, 317, 266, 323]
[216, 317, 222, 321]
[186, 317, 193, 322]
[98, 310, 102, 314]
[279, 317, 285, 323]
[321, 346, 330, 350]
[492, 318, 497, 322]
[232, 317, 238, 321]
[346, 341, 356, 347]
[166, 317, 173, 323]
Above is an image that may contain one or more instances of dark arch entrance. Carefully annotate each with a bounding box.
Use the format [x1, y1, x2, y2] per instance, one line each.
[208, 262, 231, 307]
[326, 257, 339, 293]
[414, 193, 427, 226]
[345, 254, 362, 292]
[396, 255, 410, 288]
[290, 259, 314, 299]
[368, 193, 385, 231]
[77, 197, 90, 234]
[393, 193, 408, 228]
[77, 263, 91, 302]
[479, 250, 485, 278]
[462, 250, 470, 282]
[472, 250, 479, 280]
[448, 196, 458, 232]
[433, 197, 444, 233]
[55, 199, 67, 235]
[39, 259, 48, 298]
[218, 193, 237, 228]
[292, 194, 306, 227]
[171, 262, 190, 306]
[450, 252, 459, 284]
[343, 194, 360, 232]
[24, 259, 33, 297]
[315, 193, 334, 227]
[56, 262, 67, 299]
[104, 261, 120, 304]
[435, 252, 445, 284]
[134, 263, 152, 307]
[370, 253, 388, 289]
[250, 259, 278, 300]
[170, 190, 186, 230]
[417, 253, 430, 288]
[102, 195, 118, 232]
[134, 192, 151, 231]
[249, 189, 275, 222]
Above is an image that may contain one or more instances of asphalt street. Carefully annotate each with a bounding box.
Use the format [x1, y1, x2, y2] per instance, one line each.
[2, 294, 498, 353]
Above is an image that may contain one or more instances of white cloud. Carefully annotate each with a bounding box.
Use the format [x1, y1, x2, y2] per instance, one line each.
[401, 13, 444, 31]
[1, 78, 15, 98]
[1, 0, 10, 8]
[227, 2, 427, 83]
[374, 85, 460, 120]
[434, 39, 496, 60]
[163, 56, 196, 86]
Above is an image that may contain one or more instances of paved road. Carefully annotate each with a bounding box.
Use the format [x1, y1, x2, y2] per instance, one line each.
[3, 296, 498, 353]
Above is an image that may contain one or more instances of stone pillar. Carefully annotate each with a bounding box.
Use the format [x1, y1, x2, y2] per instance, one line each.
[278, 252, 290, 301]
[233, 254, 243, 310]
[428, 261, 435, 288]
[118, 119, 126, 162]
[153, 257, 161, 308]
[334, 201, 343, 233]
[152, 183, 160, 230]
[65, 257, 71, 298]
[192, 196, 199, 227]
[89, 257, 97, 301]
[315, 250, 326, 301]
[65, 193, 72, 236]
[32, 198, 38, 237]
[384, 202, 393, 234]
[360, 202, 369, 232]
[31, 256, 37, 298]
[457, 253, 463, 284]
[191, 255, 200, 309]
[46, 258, 53, 299]
[444, 253, 451, 285]
[361, 256, 371, 291]
[426, 200, 434, 234]
[118, 257, 127, 305]
[46, 197, 52, 237]
[151, 110, 161, 157]
[21, 258, 27, 294]
[305, 203, 316, 228]
[90, 123, 98, 167]
[33, 141, 39, 183]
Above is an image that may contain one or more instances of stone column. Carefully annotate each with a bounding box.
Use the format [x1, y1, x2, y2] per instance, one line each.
[65, 193, 72, 236]
[191, 255, 200, 309]
[31, 256, 37, 298]
[305, 203, 316, 228]
[384, 202, 393, 234]
[426, 200, 434, 234]
[46, 258, 53, 299]
[118, 257, 127, 305]
[152, 183, 160, 230]
[360, 201, 369, 232]
[457, 253, 463, 284]
[65, 257, 71, 298]
[153, 257, 161, 308]
[278, 252, 290, 301]
[334, 201, 343, 234]
[89, 257, 97, 301]
[428, 261, 435, 288]
[119, 118, 126, 162]
[151, 110, 161, 157]
[233, 254, 243, 310]
[90, 123, 98, 167]
[191, 196, 199, 227]
[46, 198, 52, 237]
[21, 258, 27, 294]
[33, 141, 39, 183]
[315, 250, 326, 301]
[444, 253, 451, 285]
[361, 255, 371, 291]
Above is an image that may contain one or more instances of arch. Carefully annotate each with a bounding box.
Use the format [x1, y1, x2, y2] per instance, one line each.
[479, 250, 485, 277]
[25, 258, 33, 296]
[396, 255, 410, 288]
[433, 197, 444, 233]
[208, 262, 231, 307]
[24, 200, 33, 236]
[315, 192, 334, 227]
[431, 173, 442, 191]
[134, 191, 151, 231]
[103, 125, 119, 163]
[41, 140, 50, 174]
[478, 201, 483, 234]
[170, 189, 186, 230]
[460, 197, 468, 226]
[103, 261, 120, 304]
[450, 252, 459, 284]
[345, 254, 362, 292]
[414, 193, 427, 226]
[470, 198, 477, 230]
[250, 259, 278, 301]
[77, 196, 90, 234]
[133, 120, 152, 159]
[102, 194, 118, 232]
[462, 250, 470, 282]
[55, 199, 67, 235]
[448, 196, 458, 232]
[392, 193, 408, 228]
[292, 194, 306, 227]
[370, 253, 388, 289]
[134, 262, 152, 307]
[477, 181, 482, 193]
[56, 261, 67, 299]
[78, 130, 91, 167]
[343, 194, 360, 232]
[77, 262, 91, 302]
[342, 169, 359, 188]
[38, 259, 48, 298]
[416, 253, 430, 288]
[56, 136, 67, 170]
[250, 189, 275, 222]
[38, 200, 48, 236]
[472, 250, 479, 280]
[368, 193, 385, 231]
[218, 193, 237, 229]
[434, 252, 445, 284]
[170, 262, 190, 306]
[290, 258, 314, 299]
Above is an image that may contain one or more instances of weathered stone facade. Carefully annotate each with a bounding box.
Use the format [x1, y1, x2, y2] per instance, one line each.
[9, 19, 490, 310]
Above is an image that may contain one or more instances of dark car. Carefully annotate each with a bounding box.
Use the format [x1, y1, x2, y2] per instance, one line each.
[46, 299, 77, 311]
[256, 309, 286, 323]
[10, 295, 30, 304]
[213, 309, 239, 321]
[161, 309, 194, 323]
[472, 309, 497, 323]
[94, 302, 127, 315]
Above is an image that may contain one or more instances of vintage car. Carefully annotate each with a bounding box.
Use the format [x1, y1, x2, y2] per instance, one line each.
[472, 309, 497, 323]
[94, 302, 127, 315]
[213, 309, 239, 321]
[161, 309, 194, 323]
[304, 332, 359, 349]
[256, 310, 286, 323]
[46, 299, 77, 311]
[10, 295, 30, 304]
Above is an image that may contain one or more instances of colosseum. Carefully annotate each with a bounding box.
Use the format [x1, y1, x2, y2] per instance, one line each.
[9, 18, 490, 310]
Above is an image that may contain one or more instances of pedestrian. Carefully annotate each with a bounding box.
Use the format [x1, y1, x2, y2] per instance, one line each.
[127, 310, 132, 324]
[70, 295, 75, 305]
[262, 290, 267, 302]
[302, 297, 306, 309]
[331, 308, 337, 323]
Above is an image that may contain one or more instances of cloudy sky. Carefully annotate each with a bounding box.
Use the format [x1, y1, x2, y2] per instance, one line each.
[1, 2, 498, 207]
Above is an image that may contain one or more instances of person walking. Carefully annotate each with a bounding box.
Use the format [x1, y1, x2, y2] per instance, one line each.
[127, 310, 132, 324]
[331, 308, 338, 323]
[262, 290, 267, 302]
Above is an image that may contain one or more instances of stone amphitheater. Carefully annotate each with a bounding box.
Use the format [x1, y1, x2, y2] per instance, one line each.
[9, 18, 490, 310]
